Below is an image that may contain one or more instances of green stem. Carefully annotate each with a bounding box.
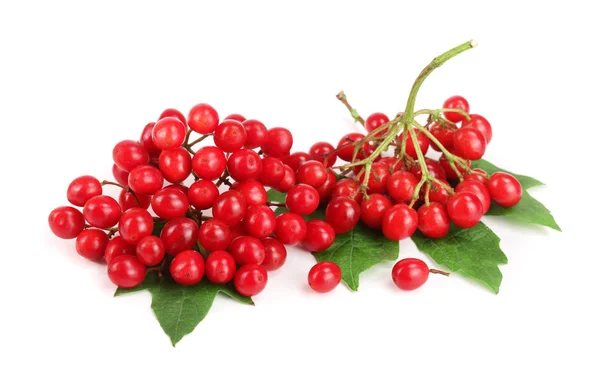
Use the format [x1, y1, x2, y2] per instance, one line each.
[414, 108, 471, 121]
[187, 134, 210, 148]
[412, 121, 471, 176]
[336, 91, 365, 125]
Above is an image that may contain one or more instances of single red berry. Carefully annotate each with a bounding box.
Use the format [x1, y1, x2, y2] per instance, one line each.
[316, 170, 337, 204]
[113, 140, 149, 172]
[360, 193, 392, 229]
[382, 203, 418, 240]
[159, 108, 187, 126]
[136, 235, 165, 266]
[118, 208, 153, 244]
[274, 212, 307, 245]
[456, 179, 491, 213]
[151, 187, 189, 220]
[325, 197, 360, 234]
[258, 156, 284, 186]
[75, 229, 108, 261]
[443, 95, 470, 123]
[387, 171, 418, 203]
[462, 114, 492, 143]
[417, 203, 450, 238]
[67, 175, 102, 207]
[107, 255, 146, 288]
[261, 238, 287, 271]
[357, 162, 389, 194]
[427, 180, 451, 205]
[463, 168, 488, 185]
[118, 189, 151, 211]
[331, 178, 363, 203]
[410, 159, 447, 182]
[392, 258, 429, 290]
[261, 127, 293, 158]
[398, 131, 430, 159]
[158, 147, 191, 183]
[272, 164, 295, 192]
[170, 250, 205, 286]
[212, 191, 247, 226]
[199, 219, 232, 252]
[231, 179, 268, 206]
[112, 164, 130, 186]
[429, 123, 455, 152]
[192, 146, 227, 180]
[309, 142, 337, 167]
[308, 262, 341, 293]
[244, 205, 277, 239]
[242, 119, 267, 149]
[227, 149, 263, 182]
[453, 128, 486, 160]
[160, 217, 199, 255]
[285, 184, 320, 215]
[165, 183, 188, 195]
[365, 112, 390, 134]
[188, 180, 219, 210]
[224, 113, 246, 122]
[140, 122, 160, 154]
[229, 236, 265, 265]
[439, 154, 471, 181]
[188, 103, 219, 134]
[205, 250, 236, 284]
[127, 165, 163, 195]
[446, 192, 483, 228]
[152, 117, 186, 150]
[48, 206, 86, 239]
[336, 133, 365, 162]
[214, 119, 247, 152]
[83, 195, 121, 228]
[234, 264, 268, 296]
[104, 235, 135, 264]
[302, 220, 335, 252]
[487, 172, 522, 207]
[281, 152, 310, 172]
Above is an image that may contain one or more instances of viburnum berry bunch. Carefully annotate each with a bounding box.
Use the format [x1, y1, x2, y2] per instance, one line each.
[48, 40, 559, 345]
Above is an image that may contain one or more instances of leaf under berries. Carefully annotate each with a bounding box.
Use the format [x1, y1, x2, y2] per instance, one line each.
[470, 159, 544, 190]
[486, 191, 561, 231]
[411, 223, 507, 294]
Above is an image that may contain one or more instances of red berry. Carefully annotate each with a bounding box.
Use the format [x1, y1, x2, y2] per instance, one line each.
[392, 258, 429, 290]
[118, 208, 153, 244]
[231, 179, 268, 206]
[429, 123, 455, 152]
[151, 187, 189, 220]
[234, 264, 268, 296]
[188, 180, 219, 210]
[331, 178, 363, 203]
[160, 217, 199, 255]
[242, 119, 267, 149]
[128, 165, 164, 195]
[427, 180, 451, 205]
[439, 154, 471, 181]
[398, 131, 430, 159]
[192, 146, 227, 180]
[229, 236, 265, 265]
[274, 212, 307, 245]
[165, 183, 188, 195]
[205, 250, 236, 284]
[212, 191, 247, 226]
[261, 238, 287, 271]
[410, 159, 446, 182]
[261, 127, 293, 158]
[315, 170, 337, 204]
[281, 152, 310, 172]
[446, 192, 483, 228]
[365, 112, 390, 134]
[224, 113, 246, 122]
[325, 197, 360, 234]
[443, 95, 470, 123]
[118, 189, 151, 211]
[199, 219, 232, 252]
[136, 235, 165, 266]
[108, 255, 146, 288]
[159, 108, 187, 126]
[152, 117, 186, 150]
[227, 149, 263, 182]
[302, 220, 335, 252]
[487, 172, 522, 207]
[75, 229, 108, 261]
[285, 184, 319, 215]
[49, 206, 85, 239]
[453, 128, 486, 160]
[273, 164, 295, 192]
[230, 222, 247, 240]
[112, 164, 130, 186]
[456, 179, 491, 213]
[188, 103, 219, 134]
[308, 262, 341, 293]
[382, 203, 418, 240]
[462, 114, 492, 143]
[417, 203, 450, 238]
[170, 250, 205, 286]
[158, 147, 191, 183]
[214, 119, 247, 152]
[67, 175, 102, 207]
[309, 142, 337, 167]
[83, 195, 121, 228]
[113, 140, 149, 172]
[360, 193, 392, 229]
[336, 133, 364, 162]
[244, 205, 276, 239]
[104, 235, 135, 264]
[379, 157, 403, 171]
[463, 168, 488, 185]
[387, 171, 418, 203]
[140, 122, 160, 154]
[357, 162, 389, 194]
[258, 157, 284, 186]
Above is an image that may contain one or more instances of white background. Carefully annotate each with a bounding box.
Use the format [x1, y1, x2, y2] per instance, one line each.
[1, 1, 598, 378]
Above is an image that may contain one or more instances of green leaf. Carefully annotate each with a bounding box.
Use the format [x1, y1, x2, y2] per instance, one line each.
[471, 159, 544, 190]
[411, 223, 507, 294]
[486, 191, 561, 231]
